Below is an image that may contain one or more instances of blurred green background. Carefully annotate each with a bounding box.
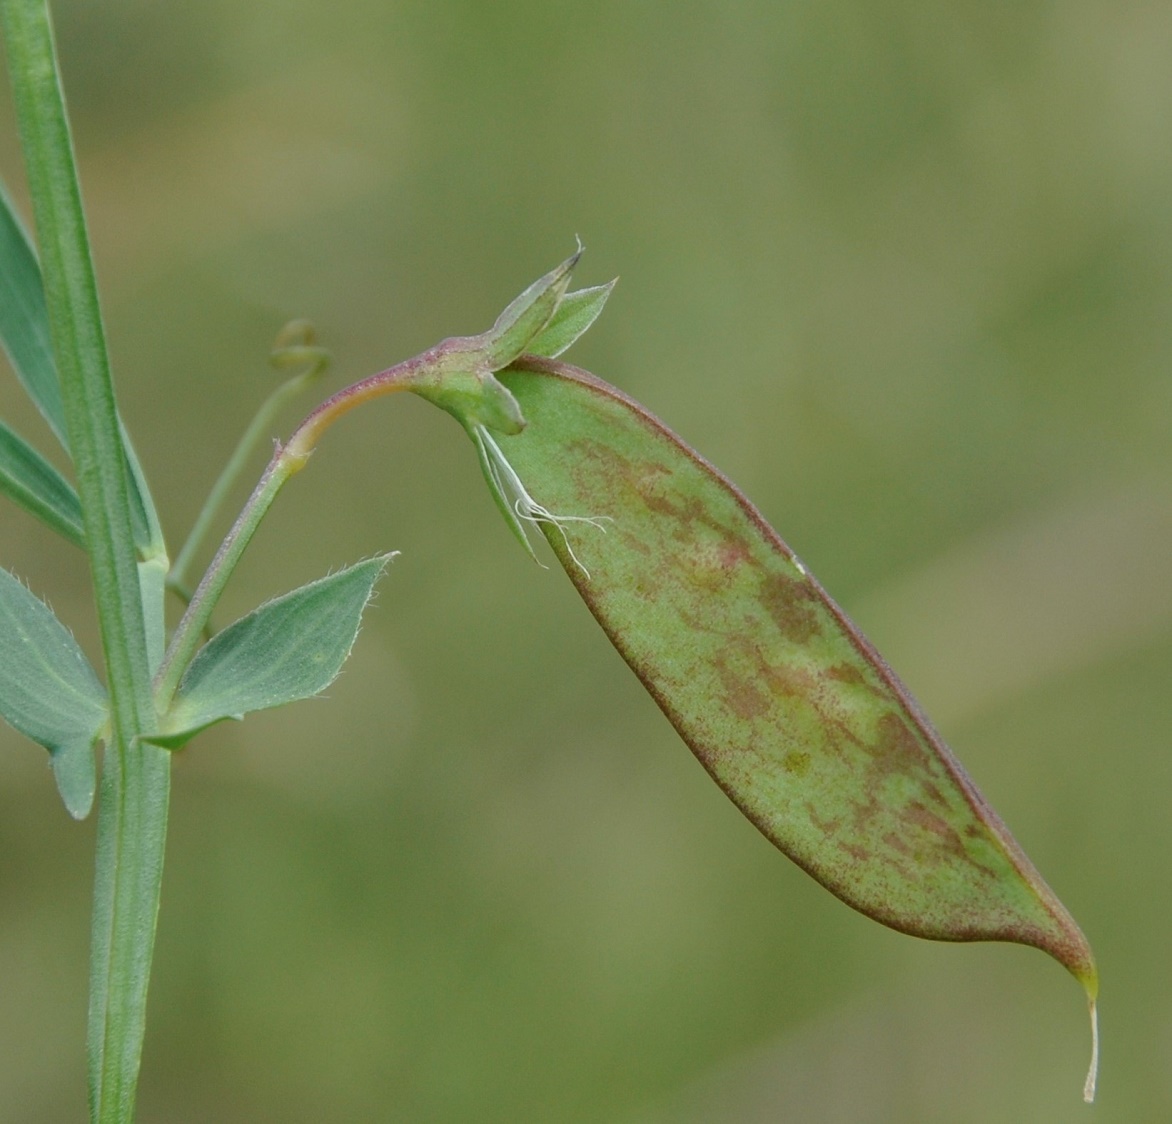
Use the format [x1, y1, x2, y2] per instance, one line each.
[1, 0, 1170, 1119]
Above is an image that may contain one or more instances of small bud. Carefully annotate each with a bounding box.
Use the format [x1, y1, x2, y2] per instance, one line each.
[270, 320, 329, 373]
[271, 319, 316, 352]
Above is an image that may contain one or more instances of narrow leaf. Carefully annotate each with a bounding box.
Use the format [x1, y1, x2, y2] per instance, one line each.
[122, 419, 164, 555]
[0, 176, 66, 444]
[0, 175, 163, 556]
[153, 554, 392, 748]
[0, 564, 106, 817]
[497, 357, 1096, 1071]
[526, 281, 617, 359]
[0, 416, 84, 545]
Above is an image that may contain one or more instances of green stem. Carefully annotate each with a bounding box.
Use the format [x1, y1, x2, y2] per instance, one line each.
[0, 0, 152, 714]
[169, 344, 328, 592]
[155, 353, 426, 714]
[86, 742, 170, 1122]
[0, 2, 166, 1120]
[154, 448, 299, 713]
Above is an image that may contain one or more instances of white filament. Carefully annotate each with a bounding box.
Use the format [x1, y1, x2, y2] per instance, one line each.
[477, 427, 610, 579]
[1083, 997, 1099, 1103]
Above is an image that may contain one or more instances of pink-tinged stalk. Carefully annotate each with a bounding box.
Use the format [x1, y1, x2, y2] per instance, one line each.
[154, 355, 428, 713]
[282, 349, 439, 463]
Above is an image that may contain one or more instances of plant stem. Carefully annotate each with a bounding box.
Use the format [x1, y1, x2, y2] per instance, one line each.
[87, 743, 171, 1122]
[169, 346, 328, 593]
[0, 2, 167, 1120]
[153, 449, 298, 712]
[155, 354, 427, 713]
[0, 0, 152, 715]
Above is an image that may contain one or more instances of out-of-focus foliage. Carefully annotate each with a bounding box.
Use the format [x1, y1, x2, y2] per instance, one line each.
[0, 0, 1167, 1119]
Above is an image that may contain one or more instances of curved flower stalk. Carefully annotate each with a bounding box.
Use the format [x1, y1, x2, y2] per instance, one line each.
[152, 248, 597, 710]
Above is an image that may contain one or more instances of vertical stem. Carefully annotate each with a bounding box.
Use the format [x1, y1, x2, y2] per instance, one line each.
[87, 743, 170, 1122]
[0, 0, 151, 707]
[0, 2, 167, 1120]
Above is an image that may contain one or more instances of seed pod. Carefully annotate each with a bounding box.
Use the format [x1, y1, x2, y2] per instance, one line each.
[496, 355, 1097, 1098]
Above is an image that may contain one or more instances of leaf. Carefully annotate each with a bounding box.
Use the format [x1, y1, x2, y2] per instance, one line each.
[0, 416, 85, 545]
[526, 281, 617, 359]
[0, 176, 67, 445]
[152, 555, 392, 749]
[0, 175, 164, 556]
[0, 564, 106, 818]
[496, 356, 1097, 1082]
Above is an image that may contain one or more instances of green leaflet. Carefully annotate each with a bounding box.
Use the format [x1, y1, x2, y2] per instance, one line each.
[0, 176, 67, 445]
[0, 417, 85, 545]
[496, 358, 1096, 1031]
[0, 179, 89, 546]
[0, 564, 106, 818]
[0, 174, 163, 556]
[151, 555, 392, 749]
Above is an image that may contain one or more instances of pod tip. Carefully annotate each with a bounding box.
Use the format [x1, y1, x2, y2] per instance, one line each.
[1082, 995, 1099, 1103]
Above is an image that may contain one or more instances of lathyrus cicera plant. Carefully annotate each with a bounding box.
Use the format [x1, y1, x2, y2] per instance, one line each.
[0, 3, 1095, 1112]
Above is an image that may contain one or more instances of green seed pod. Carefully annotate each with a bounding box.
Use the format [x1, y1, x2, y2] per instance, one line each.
[493, 355, 1098, 1099]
